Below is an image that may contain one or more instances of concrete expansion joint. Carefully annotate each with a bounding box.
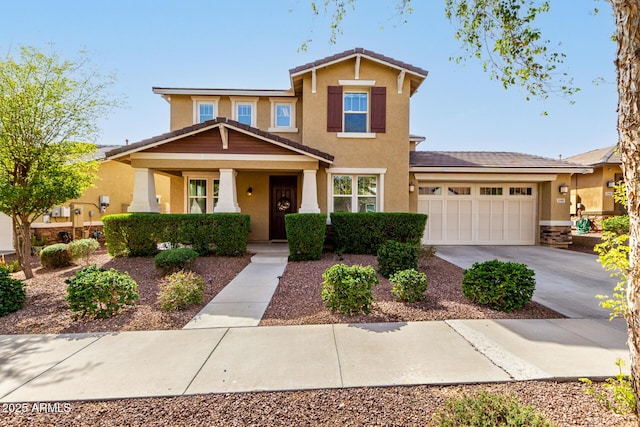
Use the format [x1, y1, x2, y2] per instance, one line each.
[444, 320, 551, 381]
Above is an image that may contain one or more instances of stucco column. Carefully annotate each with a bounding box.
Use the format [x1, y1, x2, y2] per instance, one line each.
[128, 168, 160, 213]
[214, 168, 241, 213]
[299, 169, 321, 213]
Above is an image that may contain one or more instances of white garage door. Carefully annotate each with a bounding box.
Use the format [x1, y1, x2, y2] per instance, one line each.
[0, 213, 14, 251]
[418, 183, 537, 245]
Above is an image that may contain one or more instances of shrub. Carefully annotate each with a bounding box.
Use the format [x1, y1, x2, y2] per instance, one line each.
[102, 213, 250, 257]
[285, 213, 327, 261]
[0, 255, 20, 273]
[580, 358, 635, 415]
[158, 270, 206, 312]
[330, 212, 427, 254]
[390, 269, 428, 302]
[40, 243, 72, 269]
[602, 215, 629, 235]
[321, 264, 379, 315]
[432, 391, 554, 426]
[0, 266, 26, 317]
[65, 265, 139, 318]
[154, 248, 199, 275]
[68, 238, 100, 265]
[462, 260, 536, 312]
[377, 240, 418, 278]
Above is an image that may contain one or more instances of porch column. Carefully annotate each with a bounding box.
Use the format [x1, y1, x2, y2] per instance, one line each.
[299, 169, 321, 213]
[128, 168, 160, 213]
[214, 168, 241, 213]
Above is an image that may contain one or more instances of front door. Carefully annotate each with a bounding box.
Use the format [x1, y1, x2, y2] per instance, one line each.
[270, 176, 297, 240]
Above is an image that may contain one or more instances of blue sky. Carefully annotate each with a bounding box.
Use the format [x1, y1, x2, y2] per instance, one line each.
[1, 0, 617, 159]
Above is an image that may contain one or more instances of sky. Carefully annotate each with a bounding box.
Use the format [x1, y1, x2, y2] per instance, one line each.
[1, 0, 618, 159]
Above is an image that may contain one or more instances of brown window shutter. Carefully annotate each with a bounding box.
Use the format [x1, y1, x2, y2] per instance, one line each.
[327, 86, 343, 132]
[370, 86, 386, 133]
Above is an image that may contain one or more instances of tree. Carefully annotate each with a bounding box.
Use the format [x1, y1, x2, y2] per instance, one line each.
[310, 0, 640, 415]
[0, 46, 118, 279]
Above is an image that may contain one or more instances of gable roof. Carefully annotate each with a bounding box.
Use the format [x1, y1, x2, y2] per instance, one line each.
[289, 48, 428, 95]
[565, 145, 621, 166]
[410, 151, 592, 173]
[105, 117, 334, 163]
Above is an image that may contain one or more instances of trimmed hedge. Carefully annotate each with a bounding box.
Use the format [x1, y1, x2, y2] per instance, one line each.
[154, 248, 199, 275]
[285, 213, 327, 261]
[40, 243, 72, 269]
[321, 264, 379, 315]
[102, 213, 250, 257]
[330, 212, 427, 254]
[0, 266, 26, 317]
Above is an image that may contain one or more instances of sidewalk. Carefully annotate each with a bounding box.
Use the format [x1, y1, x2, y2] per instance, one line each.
[0, 318, 628, 402]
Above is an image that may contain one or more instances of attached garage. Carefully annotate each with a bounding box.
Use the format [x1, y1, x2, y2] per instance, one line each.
[0, 213, 14, 252]
[418, 182, 536, 245]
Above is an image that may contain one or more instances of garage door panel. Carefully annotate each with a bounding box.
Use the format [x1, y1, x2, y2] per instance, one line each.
[506, 200, 535, 243]
[447, 200, 473, 243]
[419, 199, 444, 244]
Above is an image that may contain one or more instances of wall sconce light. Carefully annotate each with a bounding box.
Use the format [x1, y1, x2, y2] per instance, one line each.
[607, 180, 616, 188]
[558, 184, 569, 194]
[409, 182, 416, 193]
[246, 187, 253, 196]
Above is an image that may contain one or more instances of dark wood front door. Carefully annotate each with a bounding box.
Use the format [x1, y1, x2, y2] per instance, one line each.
[270, 176, 297, 240]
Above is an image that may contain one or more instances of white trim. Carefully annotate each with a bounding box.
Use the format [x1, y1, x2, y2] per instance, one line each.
[354, 55, 361, 79]
[337, 132, 376, 139]
[230, 97, 258, 127]
[326, 169, 386, 213]
[414, 173, 558, 183]
[132, 153, 313, 162]
[338, 79, 376, 86]
[539, 220, 572, 226]
[311, 68, 316, 94]
[327, 167, 387, 174]
[269, 97, 298, 132]
[155, 88, 293, 97]
[289, 53, 427, 79]
[397, 70, 406, 94]
[183, 172, 220, 213]
[191, 96, 219, 124]
[412, 167, 592, 174]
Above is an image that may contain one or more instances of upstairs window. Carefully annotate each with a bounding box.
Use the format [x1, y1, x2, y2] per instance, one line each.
[269, 98, 298, 132]
[192, 97, 219, 124]
[327, 86, 386, 136]
[198, 103, 214, 122]
[237, 104, 252, 125]
[231, 97, 258, 127]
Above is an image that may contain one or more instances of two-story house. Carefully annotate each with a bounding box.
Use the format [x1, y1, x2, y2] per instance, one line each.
[104, 48, 590, 247]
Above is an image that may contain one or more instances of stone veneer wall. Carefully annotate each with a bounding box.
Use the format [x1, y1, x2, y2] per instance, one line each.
[31, 225, 105, 245]
[539, 225, 572, 247]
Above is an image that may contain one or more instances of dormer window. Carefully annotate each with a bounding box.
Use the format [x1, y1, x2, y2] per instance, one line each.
[327, 86, 386, 138]
[192, 97, 219, 124]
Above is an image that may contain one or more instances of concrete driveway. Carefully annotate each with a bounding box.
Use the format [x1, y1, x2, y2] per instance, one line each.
[436, 246, 620, 321]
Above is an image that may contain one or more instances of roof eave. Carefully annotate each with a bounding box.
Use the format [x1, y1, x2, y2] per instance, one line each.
[409, 166, 594, 174]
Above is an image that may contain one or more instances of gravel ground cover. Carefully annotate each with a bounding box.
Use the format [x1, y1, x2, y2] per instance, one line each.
[261, 253, 562, 326]
[2, 382, 635, 426]
[0, 249, 251, 334]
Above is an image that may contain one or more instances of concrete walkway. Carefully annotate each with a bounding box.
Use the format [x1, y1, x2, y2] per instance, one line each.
[436, 245, 618, 319]
[183, 243, 288, 328]
[0, 318, 628, 402]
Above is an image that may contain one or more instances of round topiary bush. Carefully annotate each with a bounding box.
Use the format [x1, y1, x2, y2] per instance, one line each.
[0, 266, 26, 317]
[376, 240, 418, 278]
[40, 243, 72, 269]
[68, 238, 100, 265]
[154, 248, 199, 276]
[65, 265, 139, 318]
[390, 268, 428, 302]
[462, 259, 535, 312]
[321, 263, 379, 315]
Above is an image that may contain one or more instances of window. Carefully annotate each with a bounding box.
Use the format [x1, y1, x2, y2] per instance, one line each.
[419, 186, 441, 196]
[269, 98, 298, 132]
[327, 86, 386, 136]
[231, 97, 258, 127]
[344, 92, 368, 133]
[213, 179, 220, 208]
[448, 187, 471, 196]
[188, 179, 207, 213]
[192, 97, 219, 124]
[480, 187, 503, 196]
[509, 187, 532, 196]
[332, 175, 377, 212]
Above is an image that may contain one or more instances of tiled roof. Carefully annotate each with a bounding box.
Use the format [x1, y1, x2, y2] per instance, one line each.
[410, 151, 588, 169]
[289, 47, 428, 77]
[565, 145, 621, 166]
[105, 118, 334, 162]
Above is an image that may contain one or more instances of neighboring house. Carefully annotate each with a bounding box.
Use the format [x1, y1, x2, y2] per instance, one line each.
[104, 48, 590, 247]
[565, 146, 625, 227]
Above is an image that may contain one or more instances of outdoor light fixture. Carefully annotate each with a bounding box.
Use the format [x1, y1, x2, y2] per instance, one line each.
[247, 187, 253, 196]
[607, 180, 616, 188]
[409, 182, 415, 193]
[558, 184, 569, 194]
